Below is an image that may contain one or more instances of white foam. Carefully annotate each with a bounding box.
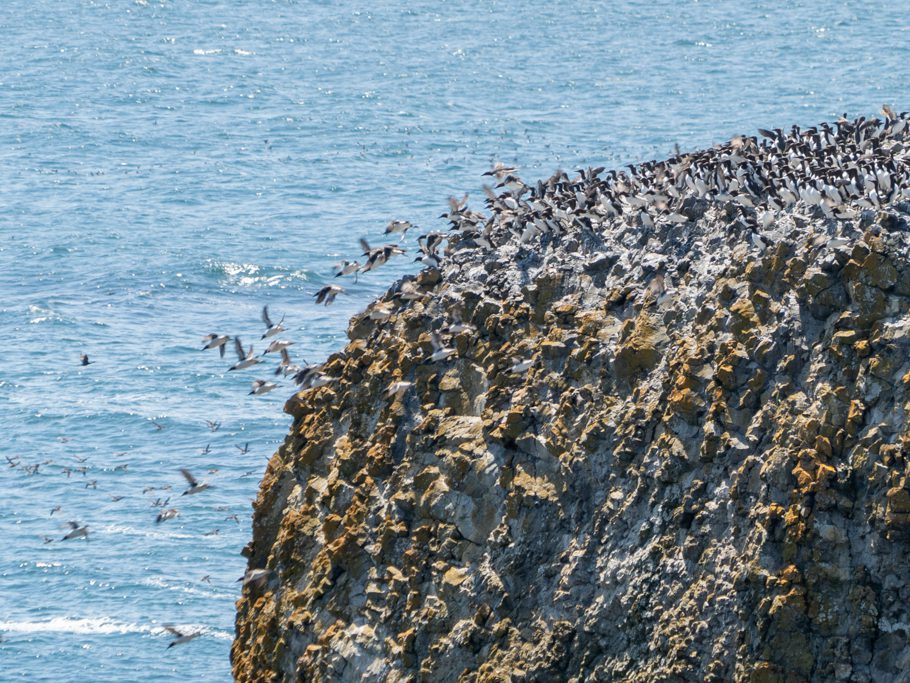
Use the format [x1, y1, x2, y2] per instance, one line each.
[0, 617, 233, 641]
[0, 617, 150, 636]
[192, 48, 222, 56]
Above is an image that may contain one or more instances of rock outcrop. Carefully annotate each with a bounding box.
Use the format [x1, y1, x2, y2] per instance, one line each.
[234, 120, 910, 682]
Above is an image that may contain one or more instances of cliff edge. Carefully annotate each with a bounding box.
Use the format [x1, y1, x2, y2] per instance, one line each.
[233, 115, 910, 682]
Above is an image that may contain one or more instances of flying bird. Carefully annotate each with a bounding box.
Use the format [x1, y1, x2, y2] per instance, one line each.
[249, 379, 278, 395]
[201, 334, 230, 357]
[314, 284, 344, 306]
[61, 521, 89, 541]
[180, 468, 211, 496]
[156, 508, 179, 524]
[163, 625, 202, 648]
[260, 306, 286, 339]
[228, 337, 261, 371]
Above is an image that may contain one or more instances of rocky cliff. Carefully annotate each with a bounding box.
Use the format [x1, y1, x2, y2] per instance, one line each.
[233, 116, 910, 682]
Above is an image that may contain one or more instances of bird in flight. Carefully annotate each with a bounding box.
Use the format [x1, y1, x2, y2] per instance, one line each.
[180, 468, 211, 496]
[163, 625, 202, 648]
[260, 306, 286, 339]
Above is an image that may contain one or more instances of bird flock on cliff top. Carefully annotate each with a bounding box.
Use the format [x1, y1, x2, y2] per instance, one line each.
[46, 107, 910, 648]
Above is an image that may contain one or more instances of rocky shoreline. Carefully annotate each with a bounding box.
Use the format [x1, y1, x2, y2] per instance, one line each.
[233, 115, 910, 682]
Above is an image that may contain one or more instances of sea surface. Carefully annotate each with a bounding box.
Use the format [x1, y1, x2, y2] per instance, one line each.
[0, 1, 906, 680]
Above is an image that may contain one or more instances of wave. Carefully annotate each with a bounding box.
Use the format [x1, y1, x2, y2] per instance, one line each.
[0, 616, 232, 641]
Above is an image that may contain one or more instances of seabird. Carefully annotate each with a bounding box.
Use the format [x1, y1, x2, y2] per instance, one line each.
[238, 568, 274, 589]
[61, 521, 89, 541]
[80, 353, 92, 366]
[334, 260, 360, 283]
[228, 337, 261, 371]
[385, 380, 413, 399]
[180, 468, 211, 495]
[274, 347, 302, 377]
[369, 302, 394, 321]
[359, 239, 406, 272]
[384, 220, 414, 239]
[201, 334, 230, 358]
[314, 284, 344, 306]
[249, 379, 278, 395]
[163, 625, 202, 648]
[293, 366, 336, 390]
[156, 508, 179, 524]
[205, 420, 221, 432]
[426, 332, 456, 363]
[260, 306, 286, 339]
[263, 339, 294, 355]
[235, 442, 250, 454]
[509, 358, 534, 374]
[483, 162, 518, 179]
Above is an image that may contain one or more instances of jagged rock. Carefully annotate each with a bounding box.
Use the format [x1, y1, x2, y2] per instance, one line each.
[234, 165, 910, 682]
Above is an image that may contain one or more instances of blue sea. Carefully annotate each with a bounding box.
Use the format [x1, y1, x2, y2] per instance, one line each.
[1, 1, 906, 680]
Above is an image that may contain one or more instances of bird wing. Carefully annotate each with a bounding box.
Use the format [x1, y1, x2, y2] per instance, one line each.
[261, 306, 272, 327]
[179, 469, 197, 486]
[163, 625, 183, 637]
[280, 348, 290, 364]
[233, 337, 245, 361]
[67, 521, 80, 530]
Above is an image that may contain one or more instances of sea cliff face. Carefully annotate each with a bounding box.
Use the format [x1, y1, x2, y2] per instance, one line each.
[233, 122, 910, 681]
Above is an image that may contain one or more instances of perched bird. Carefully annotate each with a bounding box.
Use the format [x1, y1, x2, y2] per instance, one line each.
[509, 357, 534, 375]
[156, 508, 179, 524]
[61, 521, 89, 541]
[180, 468, 211, 496]
[260, 306, 286, 339]
[368, 301, 394, 321]
[80, 353, 92, 366]
[163, 625, 201, 648]
[396, 281, 423, 302]
[228, 337, 261, 371]
[201, 334, 230, 358]
[249, 379, 278, 396]
[314, 284, 344, 306]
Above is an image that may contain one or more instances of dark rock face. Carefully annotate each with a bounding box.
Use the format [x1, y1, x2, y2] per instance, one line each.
[234, 115, 910, 681]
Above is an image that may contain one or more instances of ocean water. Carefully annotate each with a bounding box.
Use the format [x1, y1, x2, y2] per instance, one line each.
[0, 1, 906, 680]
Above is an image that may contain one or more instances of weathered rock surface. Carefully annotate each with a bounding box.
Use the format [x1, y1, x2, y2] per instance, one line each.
[233, 190, 910, 679]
